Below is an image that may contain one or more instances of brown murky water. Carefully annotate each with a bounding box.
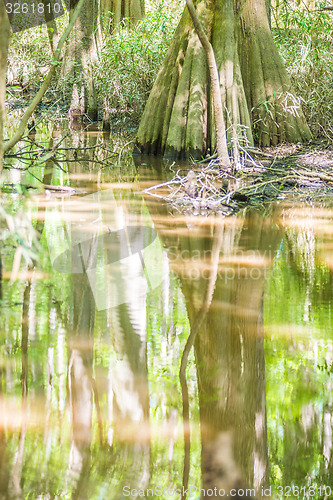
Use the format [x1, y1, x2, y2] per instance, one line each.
[1, 126, 333, 499]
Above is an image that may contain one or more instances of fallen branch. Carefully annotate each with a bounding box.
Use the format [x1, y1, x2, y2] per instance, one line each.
[33, 134, 70, 164]
[144, 178, 184, 193]
[3, 183, 83, 193]
[292, 167, 333, 183]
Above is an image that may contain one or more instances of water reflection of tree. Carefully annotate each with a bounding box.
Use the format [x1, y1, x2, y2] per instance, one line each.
[0, 141, 152, 498]
[107, 300, 150, 496]
[61, 173, 152, 497]
[191, 214, 279, 499]
[7, 279, 30, 500]
[147, 203, 281, 498]
[101, 194, 151, 496]
[0, 427, 10, 499]
[3, 140, 57, 499]
[67, 268, 96, 500]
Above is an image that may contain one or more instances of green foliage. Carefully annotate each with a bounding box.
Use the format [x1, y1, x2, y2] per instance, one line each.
[272, 1, 333, 138]
[95, 5, 181, 121]
[6, 3, 181, 120]
[6, 15, 68, 108]
[0, 203, 40, 267]
[7, 26, 51, 92]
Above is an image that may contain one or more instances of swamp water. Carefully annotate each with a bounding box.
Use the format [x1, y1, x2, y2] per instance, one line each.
[0, 127, 333, 499]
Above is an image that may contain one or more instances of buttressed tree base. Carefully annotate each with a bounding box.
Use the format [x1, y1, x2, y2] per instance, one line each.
[136, 0, 312, 160]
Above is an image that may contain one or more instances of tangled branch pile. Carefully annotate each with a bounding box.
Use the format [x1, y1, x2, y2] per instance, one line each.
[144, 148, 333, 215]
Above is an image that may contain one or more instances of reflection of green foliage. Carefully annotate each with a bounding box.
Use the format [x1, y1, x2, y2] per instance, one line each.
[146, 271, 201, 489]
[95, 5, 182, 120]
[3, 123, 333, 498]
[0, 204, 40, 266]
[0, 159, 202, 498]
[265, 232, 333, 495]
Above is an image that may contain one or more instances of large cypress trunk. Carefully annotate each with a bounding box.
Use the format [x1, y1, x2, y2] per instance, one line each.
[62, 0, 100, 77]
[99, 0, 145, 35]
[136, 0, 312, 160]
[63, 0, 145, 121]
[61, 0, 100, 121]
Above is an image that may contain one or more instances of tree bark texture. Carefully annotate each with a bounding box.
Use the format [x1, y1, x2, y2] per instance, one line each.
[62, 0, 144, 121]
[63, 0, 100, 77]
[136, 0, 312, 160]
[107, 0, 145, 28]
[61, 0, 101, 120]
[42, 0, 60, 53]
